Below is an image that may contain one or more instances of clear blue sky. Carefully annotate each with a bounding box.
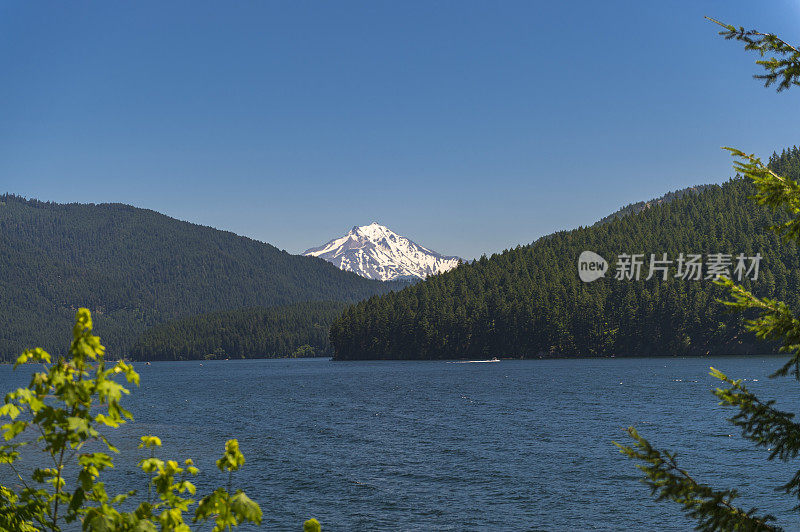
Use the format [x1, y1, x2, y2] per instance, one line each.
[2, 1, 799, 259]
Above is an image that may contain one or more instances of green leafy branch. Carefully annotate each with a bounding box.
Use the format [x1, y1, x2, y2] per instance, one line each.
[0, 309, 266, 531]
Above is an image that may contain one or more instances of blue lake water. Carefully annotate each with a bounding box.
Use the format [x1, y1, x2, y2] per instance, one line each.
[1, 356, 798, 531]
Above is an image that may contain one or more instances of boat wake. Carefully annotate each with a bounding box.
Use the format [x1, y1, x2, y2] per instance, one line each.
[448, 357, 500, 364]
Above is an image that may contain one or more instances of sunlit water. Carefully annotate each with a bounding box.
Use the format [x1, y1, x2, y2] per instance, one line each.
[1, 356, 798, 531]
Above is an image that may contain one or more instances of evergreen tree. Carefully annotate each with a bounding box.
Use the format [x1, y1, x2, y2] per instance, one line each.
[131, 301, 348, 360]
[0, 197, 402, 360]
[330, 173, 800, 361]
[616, 17, 800, 530]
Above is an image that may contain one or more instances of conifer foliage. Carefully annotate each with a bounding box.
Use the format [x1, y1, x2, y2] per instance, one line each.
[130, 301, 347, 360]
[616, 17, 800, 530]
[0, 197, 400, 360]
[330, 169, 800, 360]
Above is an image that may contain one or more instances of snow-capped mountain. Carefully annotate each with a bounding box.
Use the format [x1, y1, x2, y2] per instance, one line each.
[303, 223, 462, 281]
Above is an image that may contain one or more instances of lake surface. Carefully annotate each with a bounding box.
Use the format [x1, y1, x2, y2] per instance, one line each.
[1, 356, 799, 531]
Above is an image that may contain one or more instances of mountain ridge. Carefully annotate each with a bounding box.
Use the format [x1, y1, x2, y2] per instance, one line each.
[0, 194, 401, 359]
[594, 185, 713, 226]
[329, 147, 800, 360]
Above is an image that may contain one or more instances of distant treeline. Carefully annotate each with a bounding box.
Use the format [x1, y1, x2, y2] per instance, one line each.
[593, 185, 713, 225]
[330, 148, 800, 360]
[130, 301, 347, 360]
[0, 195, 400, 360]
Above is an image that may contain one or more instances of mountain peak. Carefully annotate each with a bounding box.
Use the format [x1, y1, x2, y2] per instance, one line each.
[348, 222, 396, 241]
[304, 224, 461, 281]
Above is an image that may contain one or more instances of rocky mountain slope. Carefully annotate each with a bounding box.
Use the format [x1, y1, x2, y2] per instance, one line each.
[304, 223, 461, 281]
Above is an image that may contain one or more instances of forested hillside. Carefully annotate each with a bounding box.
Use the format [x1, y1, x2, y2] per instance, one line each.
[0, 197, 399, 360]
[131, 301, 347, 360]
[594, 185, 712, 225]
[330, 148, 800, 360]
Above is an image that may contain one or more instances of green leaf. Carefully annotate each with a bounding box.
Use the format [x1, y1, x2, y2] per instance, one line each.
[304, 518, 322, 532]
[230, 491, 263, 524]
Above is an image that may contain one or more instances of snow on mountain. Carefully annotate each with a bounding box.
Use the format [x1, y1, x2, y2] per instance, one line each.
[303, 223, 462, 281]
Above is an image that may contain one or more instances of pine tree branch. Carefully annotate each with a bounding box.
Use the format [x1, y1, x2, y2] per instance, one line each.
[617, 17, 800, 532]
[711, 366, 800, 460]
[710, 367, 800, 505]
[719, 279, 800, 379]
[706, 17, 800, 55]
[615, 427, 780, 531]
[723, 149, 800, 241]
[706, 17, 800, 91]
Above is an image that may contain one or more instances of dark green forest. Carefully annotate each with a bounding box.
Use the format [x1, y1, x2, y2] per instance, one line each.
[0, 197, 400, 360]
[330, 148, 800, 360]
[131, 301, 347, 360]
[593, 185, 713, 225]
